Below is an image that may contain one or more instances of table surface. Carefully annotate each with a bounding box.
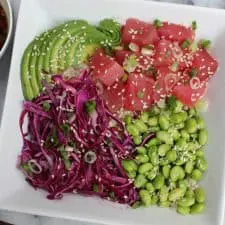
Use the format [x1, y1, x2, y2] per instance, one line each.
[0, 0, 224, 224]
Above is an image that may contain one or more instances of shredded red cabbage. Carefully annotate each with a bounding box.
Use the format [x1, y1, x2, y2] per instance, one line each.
[18, 70, 138, 205]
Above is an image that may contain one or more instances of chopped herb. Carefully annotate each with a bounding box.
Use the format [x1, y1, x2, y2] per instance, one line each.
[60, 124, 70, 135]
[143, 44, 154, 50]
[121, 73, 129, 83]
[199, 39, 211, 49]
[188, 68, 198, 78]
[21, 163, 32, 175]
[42, 101, 51, 111]
[123, 55, 138, 73]
[109, 191, 116, 200]
[167, 96, 176, 111]
[154, 19, 162, 28]
[93, 184, 99, 192]
[181, 39, 191, 49]
[59, 146, 71, 170]
[192, 21, 197, 30]
[189, 41, 198, 53]
[137, 91, 144, 99]
[85, 100, 96, 114]
[170, 62, 179, 72]
[146, 67, 158, 80]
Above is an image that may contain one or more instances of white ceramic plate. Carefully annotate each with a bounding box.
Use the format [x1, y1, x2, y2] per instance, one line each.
[1, 0, 225, 225]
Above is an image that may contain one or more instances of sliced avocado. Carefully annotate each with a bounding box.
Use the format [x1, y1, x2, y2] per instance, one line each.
[21, 41, 35, 100]
[44, 20, 88, 73]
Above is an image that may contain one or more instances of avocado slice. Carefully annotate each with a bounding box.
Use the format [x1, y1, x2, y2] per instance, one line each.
[43, 20, 89, 74]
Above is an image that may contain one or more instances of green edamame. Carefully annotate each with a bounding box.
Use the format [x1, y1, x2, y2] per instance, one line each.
[135, 120, 148, 133]
[151, 194, 159, 205]
[150, 151, 159, 165]
[185, 189, 195, 198]
[136, 146, 147, 155]
[124, 115, 132, 125]
[147, 169, 157, 180]
[185, 161, 194, 174]
[178, 180, 188, 192]
[159, 201, 171, 208]
[196, 157, 208, 172]
[168, 128, 180, 141]
[159, 115, 170, 130]
[185, 118, 198, 134]
[171, 112, 188, 124]
[140, 112, 149, 123]
[127, 124, 139, 137]
[139, 189, 152, 206]
[127, 171, 136, 179]
[175, 138, 187, 150]
[135, 154, 149, 163]
[156, 131, 173, 144]
[149, 105, 161, 116]
[196, 149, 204, 157]
[180, 129, 190, 140]
[190, 203, 205, 214]
[158, 144, 171, 156]
[148, 117, 158, 126]
[146, 138, 159, 147]
[177, 206, 190, 215]
[169, 188, 185, 201]
[196, 116, 205, 129]
[159, 186, 169, 202]
[170, 166, 185, 181]
[178, 197, 195, 207]
[145, 182, 155, 193]
[191, 169, 203, 181]
[135, 174, 147, 188]
[122, 160, 138, 172]
[173, 100, 183, 113]
[188, 108, 196, 117]
[133, 136, 142, 145]
[162, 165, 170, 178]
[153, 175, 165, 189]
[198, 129, 208, 146]
[194, 187, 205, 203]
[166, 150, 177, 162]
[138, 163, 153, 174]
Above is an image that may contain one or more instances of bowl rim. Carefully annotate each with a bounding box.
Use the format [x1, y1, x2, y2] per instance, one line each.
[0, 0, 13, 57]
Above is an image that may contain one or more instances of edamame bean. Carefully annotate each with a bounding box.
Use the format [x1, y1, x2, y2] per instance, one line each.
[162, 165, 170, 178]
[149, 105, 161, 116]
[139, 189, 152, 206]
[149, 126, 160, 132]
[196, 149, 204, 157]
[145, 182, 155, 193]
[185, 189, 195, 198]
[140, 112, 149, 123]
[185, 118, 198, 133]
[135, 120, 148, 133]
[139, 163, 153, 174]
[168, 127, 180, 140]
[133, 136, 142, 145]
[127, 124, 139, 137]
[159, 115, 170, 130]
[135, 174, 147, 188]
[175, 122, 185, 130]
[170, 166, 185, 181]
[124, 115, 132, 125]
[177, 206, 190, 215]
[188, 108, 196, 117]
[171, 112, 188, 124]
[180, 129, 190, 140]
[122, 160, 138, 172]
[135, 154, 149, 163]
[196, 116, 205, 129]
[147, 169, 157, 180]
[150, 151, 159, 165]
[191, 169, 203, 181]
[196, 157, 208, 172]
[136, 146, 147, 155]
[153, 175, 165, 190]
[185, 161, 194, 174]
[159, 158, 169, 166]
[178, 180, 188, 192]
[127, 171, 136, 179]
[166, 150, 177, 162]
[194, 187, 206, 203]
[176, 138, 187, 150]
[158, 144, 171, 156]
[190, 203, 205, 214]
[151, 194, 159, 205]
[178, 197, 195, 207]
[156, 131, 173, 144]
[146, 138, 160, 147]
[159, 201, 171, 208]
[198, 129, 208, 146]
[159, 186, 169, 202]
[174, 100, 183, 113]
[169, 188, 185, 201]
[148, 117, 158, 126]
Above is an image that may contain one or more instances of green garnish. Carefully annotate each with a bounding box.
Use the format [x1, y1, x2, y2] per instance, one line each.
[123, 55, 138, 73]
[59, 146, 71, 170]
[143, 44, 154, 50]
[181, 40, 191, 49]
[60, 124, 70, 135]
[188, 68, 198, 78]
[154, 19, 162, 28]
[137, 91, 144, 99]
[21, 163, 32, 175]
[189, 41, 198, 53]
[93, 184, 99, 192]
[121, 73, 129, 83]
[192, 21, 197, 30]
[167, 96, 177, 111]
[85, 100, 96, 114]
[170, 62, 179, 72]
[42, 101, 51, 111]
[199, 39, 211, 49]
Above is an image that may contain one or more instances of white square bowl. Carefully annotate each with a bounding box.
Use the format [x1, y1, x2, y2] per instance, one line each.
[1, 0, 225, 225]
